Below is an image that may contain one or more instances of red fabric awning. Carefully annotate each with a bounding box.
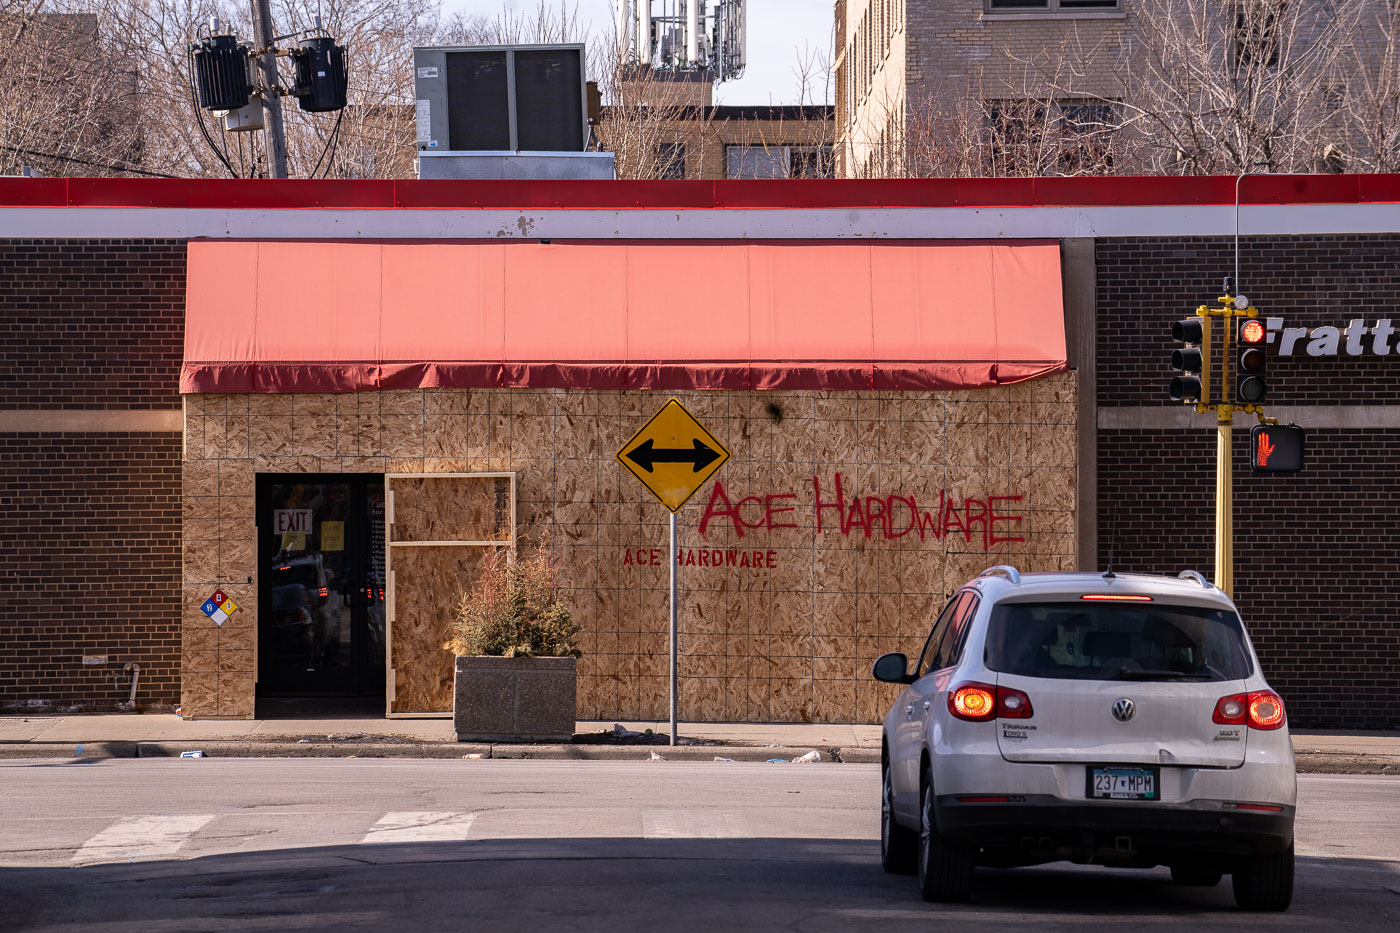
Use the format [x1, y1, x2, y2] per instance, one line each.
[181, 239, 1067, 393]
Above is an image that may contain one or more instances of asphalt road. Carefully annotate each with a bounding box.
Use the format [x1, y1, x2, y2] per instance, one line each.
[0, 759, 1396, 932]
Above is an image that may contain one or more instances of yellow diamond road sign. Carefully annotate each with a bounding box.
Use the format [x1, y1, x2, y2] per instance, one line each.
[617, 398, 730, 513]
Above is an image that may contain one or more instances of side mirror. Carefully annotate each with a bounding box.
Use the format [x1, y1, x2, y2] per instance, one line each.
[872, 652, 915, 685]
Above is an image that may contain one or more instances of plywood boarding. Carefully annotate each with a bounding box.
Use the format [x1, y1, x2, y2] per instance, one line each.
[390, 475, 512, 542]
[388, 545, 496, 714]
[184, 381, 1076, 723]
[387, 473, 515, 716]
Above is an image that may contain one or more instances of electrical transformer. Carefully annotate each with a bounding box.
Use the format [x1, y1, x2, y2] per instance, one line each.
[293, 37, 349, 113]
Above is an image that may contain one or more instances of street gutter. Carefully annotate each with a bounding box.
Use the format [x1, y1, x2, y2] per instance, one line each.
[0, 742, 1394, 772]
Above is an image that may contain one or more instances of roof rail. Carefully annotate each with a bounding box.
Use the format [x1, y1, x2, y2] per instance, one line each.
[980, 565, 1022, 585]
[1177, 570, 1214, 589]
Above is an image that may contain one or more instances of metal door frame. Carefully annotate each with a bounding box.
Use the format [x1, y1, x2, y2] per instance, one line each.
[254, 473, 386, 699]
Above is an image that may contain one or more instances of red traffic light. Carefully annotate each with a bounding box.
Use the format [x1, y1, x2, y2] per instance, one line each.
[1237, 318, 1268, 402]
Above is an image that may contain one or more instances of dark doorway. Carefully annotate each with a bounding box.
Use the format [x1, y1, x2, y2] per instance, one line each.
[256, 475, 386, 703]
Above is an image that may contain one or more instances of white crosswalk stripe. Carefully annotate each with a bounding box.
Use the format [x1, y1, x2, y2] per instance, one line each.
[72, 815, 216, 866]
[641, 809, 749, 839]
[360, 811, 478, 845]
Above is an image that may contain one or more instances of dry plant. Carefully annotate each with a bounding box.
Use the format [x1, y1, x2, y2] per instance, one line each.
[1112, 0, 1357, 174]
[1335, 0, 1400, 171]
[445, 544, 580, 660]
[846, 0, 1398, 179]
[0, 0, 144, 177]
[113, 0, 441, 179]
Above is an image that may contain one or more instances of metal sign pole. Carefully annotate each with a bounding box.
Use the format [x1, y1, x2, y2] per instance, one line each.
[669, 510, 679, 746]
[615, 398, 729, 750]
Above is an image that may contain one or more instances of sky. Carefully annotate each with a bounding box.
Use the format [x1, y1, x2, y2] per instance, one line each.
[441, 1, 836, 105]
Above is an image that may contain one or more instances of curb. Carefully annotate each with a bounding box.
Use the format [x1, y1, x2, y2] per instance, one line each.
[0, 744, 1391, 773]
[1295, 753, 1400, 775]
[0, 741, 884, 764]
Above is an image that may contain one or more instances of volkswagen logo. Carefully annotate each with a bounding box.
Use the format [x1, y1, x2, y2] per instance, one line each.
[1112, 698, 1136, 722]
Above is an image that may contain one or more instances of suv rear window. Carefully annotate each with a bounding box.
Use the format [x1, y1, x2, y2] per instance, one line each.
[984, 601, 1253, 682]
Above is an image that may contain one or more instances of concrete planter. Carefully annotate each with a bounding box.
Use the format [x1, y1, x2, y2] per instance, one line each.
[452, 655, 577, 743]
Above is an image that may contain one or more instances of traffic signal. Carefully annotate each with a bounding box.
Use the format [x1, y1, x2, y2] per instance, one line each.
[1237, 317, 1267, 403]
[1251, 424, 1304, 472]
[1170, 317, 1205, 402]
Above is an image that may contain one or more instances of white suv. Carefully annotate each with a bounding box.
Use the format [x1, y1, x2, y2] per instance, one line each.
[874, 566, 1296, 911]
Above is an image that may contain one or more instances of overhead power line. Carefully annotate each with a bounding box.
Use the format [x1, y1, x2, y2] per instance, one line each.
[1, 145, 181, 178]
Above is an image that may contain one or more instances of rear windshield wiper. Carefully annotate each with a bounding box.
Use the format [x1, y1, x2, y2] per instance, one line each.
[1107, 667, 1214, 681]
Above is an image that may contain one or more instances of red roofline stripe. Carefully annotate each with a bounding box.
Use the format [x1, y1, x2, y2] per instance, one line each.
[3, 174, 1399, 211]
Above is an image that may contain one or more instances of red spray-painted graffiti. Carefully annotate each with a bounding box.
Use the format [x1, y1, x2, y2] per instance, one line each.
[697, 472, 1025, 552]
[621, 472, 1026, 569]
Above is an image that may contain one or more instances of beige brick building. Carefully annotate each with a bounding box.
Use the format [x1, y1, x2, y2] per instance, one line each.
[836, 0, 1130, 177]
[835, 0, 1390, 177]
[605, 72, 835, 179]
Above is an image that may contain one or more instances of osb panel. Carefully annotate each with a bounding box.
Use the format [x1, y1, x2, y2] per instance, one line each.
[391, 476, 511, 542]
[390, 545, 494, 714]
[186, 374, 1078, 724]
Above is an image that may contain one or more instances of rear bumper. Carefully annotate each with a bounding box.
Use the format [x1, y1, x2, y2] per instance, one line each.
[936, 795, 1294, 859]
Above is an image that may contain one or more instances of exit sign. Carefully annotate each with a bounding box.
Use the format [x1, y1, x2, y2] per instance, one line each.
[272, 509, 313, 534]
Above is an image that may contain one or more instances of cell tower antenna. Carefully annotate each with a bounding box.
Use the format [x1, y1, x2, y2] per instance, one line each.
[617, 1, 746, 84]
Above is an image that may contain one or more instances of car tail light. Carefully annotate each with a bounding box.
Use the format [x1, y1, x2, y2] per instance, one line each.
[1247, 690, 1286, 730]
[1213, 691, 1285, 730]
[1080, 594, 1153, 601]
[949, 683, 1034, 722]
[318, 586, 329, 597]
[1213, 693, 1248, 725]
[949, 684, 996, 721]
[996, 686, 1034, 719]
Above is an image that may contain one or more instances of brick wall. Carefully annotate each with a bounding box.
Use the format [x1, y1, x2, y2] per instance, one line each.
[0, 239, 185, 712]
[0, 434, 183, 711]
[1096, 234, 1400, 729]
[0, 239, 185, 408]
[1097, 428, 1400, 730]
[1097, 234, 1400, 407]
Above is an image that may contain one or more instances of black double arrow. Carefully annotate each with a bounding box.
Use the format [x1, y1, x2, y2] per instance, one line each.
[626, 438, 720, 473]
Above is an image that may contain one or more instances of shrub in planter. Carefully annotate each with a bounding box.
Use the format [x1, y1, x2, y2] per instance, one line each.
[446, 546, 580, 742]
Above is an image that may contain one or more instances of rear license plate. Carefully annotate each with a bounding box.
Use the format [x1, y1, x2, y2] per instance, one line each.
[1087, 766, 1159, 800]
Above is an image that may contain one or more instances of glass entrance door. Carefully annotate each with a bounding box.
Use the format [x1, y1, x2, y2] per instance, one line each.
[256, 475, 385, 698]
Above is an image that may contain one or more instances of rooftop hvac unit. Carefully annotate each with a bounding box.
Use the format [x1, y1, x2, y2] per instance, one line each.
[413, 45, 587, 152]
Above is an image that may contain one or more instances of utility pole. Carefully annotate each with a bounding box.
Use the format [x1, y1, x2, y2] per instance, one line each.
[250, 0, 288, 178]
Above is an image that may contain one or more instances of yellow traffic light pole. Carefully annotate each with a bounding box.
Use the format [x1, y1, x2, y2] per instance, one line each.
[1193, 296, 1270, 599]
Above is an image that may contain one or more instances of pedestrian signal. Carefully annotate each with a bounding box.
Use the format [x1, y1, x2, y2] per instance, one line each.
[1251, 424, 1304, 473]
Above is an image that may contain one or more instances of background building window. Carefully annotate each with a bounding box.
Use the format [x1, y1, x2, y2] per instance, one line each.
[790, 146, 835, 178]
[986, 0, 1120, 10]
[655, 143, 686, 179]
[1058, 102, 1117, 174]
[726, 145, 835, 179]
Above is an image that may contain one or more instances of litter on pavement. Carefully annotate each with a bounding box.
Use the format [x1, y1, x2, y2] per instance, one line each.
[180, 750, 204, 758]
[792, 750, 821, 763]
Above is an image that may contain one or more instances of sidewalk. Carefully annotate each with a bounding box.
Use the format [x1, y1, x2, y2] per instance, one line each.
[2, 714, 1396, 771]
